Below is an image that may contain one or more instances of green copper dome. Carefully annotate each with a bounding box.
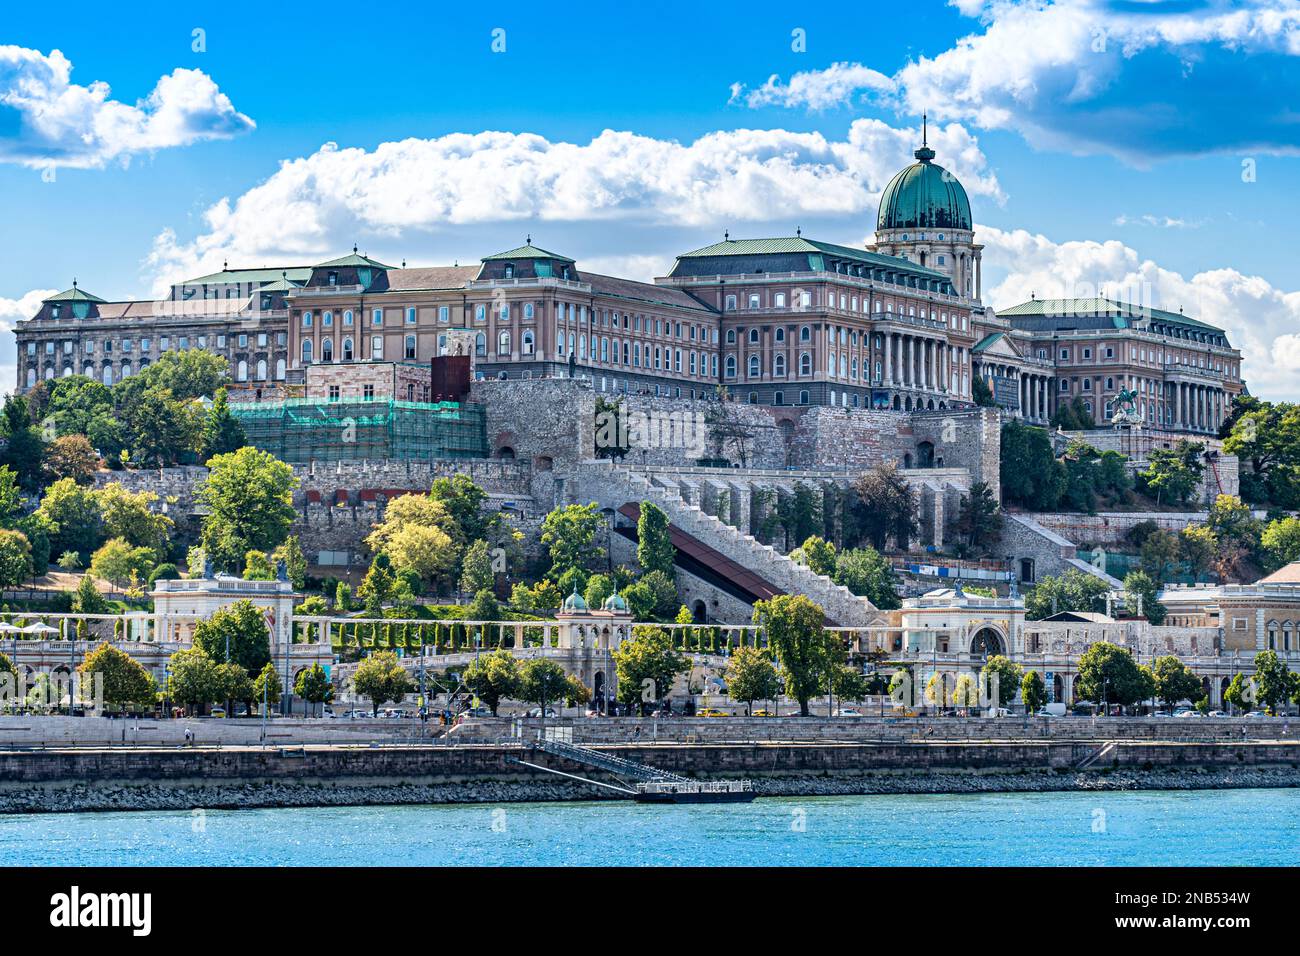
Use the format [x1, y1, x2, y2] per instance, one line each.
[602, 591, 628, 612]
[876, 143, 972, 232]
[561, 586, 588, 613]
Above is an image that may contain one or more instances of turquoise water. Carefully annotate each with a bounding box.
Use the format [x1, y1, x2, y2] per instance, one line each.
[1, 789, 1295, 866]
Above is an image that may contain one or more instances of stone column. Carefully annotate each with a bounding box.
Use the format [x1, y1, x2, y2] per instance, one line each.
[884, 333, 893, 385]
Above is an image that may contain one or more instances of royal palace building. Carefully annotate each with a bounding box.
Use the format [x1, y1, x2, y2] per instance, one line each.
[13, 135, 1244, 432]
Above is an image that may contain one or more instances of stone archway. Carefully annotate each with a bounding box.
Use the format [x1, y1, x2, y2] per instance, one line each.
[970, 627, 1004, 657]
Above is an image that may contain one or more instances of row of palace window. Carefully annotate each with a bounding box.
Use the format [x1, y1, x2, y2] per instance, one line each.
[1043, 341, 1236, 379]
[29, 354, 288, 388]
[26, 331, 284, 358]
[720, 290, 969, 328]
[555, 332, 718, 377]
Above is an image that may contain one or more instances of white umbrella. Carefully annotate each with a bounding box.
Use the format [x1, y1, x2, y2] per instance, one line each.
[21, 623, 59, 635]
[0, 623, 20, 633]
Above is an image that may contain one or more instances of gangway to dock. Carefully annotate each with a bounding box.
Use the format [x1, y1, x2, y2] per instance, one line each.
[518, 738, 755, 803]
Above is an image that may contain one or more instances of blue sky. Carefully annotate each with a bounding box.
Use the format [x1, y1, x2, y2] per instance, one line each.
[3, 0, 1299, 395]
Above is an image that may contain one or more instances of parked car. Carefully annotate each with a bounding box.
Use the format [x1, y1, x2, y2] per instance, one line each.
[524, 707, 558, 718]
[1244, 711, 1271, 719]
[751, 709, 776, 717]
[834, 708, 864, 718]
[209, 706, 226, 718]
[1207, 710, 1227, 718]
[696, 708, 729, 717]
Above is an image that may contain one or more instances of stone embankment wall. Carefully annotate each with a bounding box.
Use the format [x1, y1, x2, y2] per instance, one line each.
[3, 737, 1299, 813]
[1033, 511, 1214, 549]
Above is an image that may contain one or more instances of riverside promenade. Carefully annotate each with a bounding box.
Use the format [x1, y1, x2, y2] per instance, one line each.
[0, 715, 1297, 813]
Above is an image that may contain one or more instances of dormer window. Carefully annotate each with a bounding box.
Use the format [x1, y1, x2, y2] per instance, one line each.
[50, 305, 60, 319]
[504, 263, 515, 279]
[328, 271, 338, 286]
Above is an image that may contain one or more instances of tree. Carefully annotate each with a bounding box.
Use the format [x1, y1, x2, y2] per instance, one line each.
[73, 573, 108, 614]
[850, 464, 918, 551]
[1123, 570, 1165, 625]
[200, 387, 247, 462]
[352, 651, 413, 715]
[1179, 524, 1218, 578]
[0, 530, 32, 587]
[981, 655, 1023, 708]
[166, 648, 222, 710]
[191, 600, 271, 675]
[1223, 400, 1300, 507]
[753, 594, 838, 717]
[242, 550, 275, 581]
[1000, 420, 1065, 510]
[459, 539, 495, 595]
[832, 546, 900, 609]
[217, 661, 254, 711]
[462, 649, 521, 716]
[724, 646, 779, 715]
[593, 396, 631, 459]
[197, 447, 297, 572]
[540, 502, 605, 577]
[1224, 673, 1255, 713]
[428, 474, 499, 548]
[1050, 396, 1095, 430]
[96, 484, 173, 559]
[35, 478, 103, 561]
[272, 536, 308, 590]
[89, 538, 155, 589]
[56, 551, 80, 572]
[1075, 642, 1155, 709]
[132, 348, 230, 401]
[798, 535, 837, 577]
[358, 553, 396, 613]
[1024, 569, 1109, 620]
[1137, 441, 1205, 506]
[1151, 655, 1205, 714]
[613, 626, 688, 714]
[583, 573, 614, 610]
[639, 569, 679, 621]
[518, 658, 571, 715]
[1021, 670, 1047, 713]
[1261, 516, 1300, 572]
[0, 466, 21, 527]
[77, 642, 156, 712]
[44, 434, 100, 485]
[955, 481, 1002, 551]
[1252, 650, 1296, 715]
[252, 662, 282, 708]
[0, 395, 46, 491]
[383, 523, 456, 587]
[636, 501, 674, 578]
[295, 664, 334, 715]
[972, 375, 996, 408]
[1139, 529, 1183, 582]
[467, 588, 500, 623]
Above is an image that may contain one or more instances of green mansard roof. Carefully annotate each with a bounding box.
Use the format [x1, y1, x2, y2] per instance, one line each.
[43, 284, 106, 304]
[999, 296, 1224, 334]
[313, 250, 395, 270]
[673, 236, 950, 281]
[481, 243, 575, 263]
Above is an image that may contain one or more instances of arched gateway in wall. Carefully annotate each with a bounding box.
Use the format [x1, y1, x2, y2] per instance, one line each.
[969, 627, 1004, 657]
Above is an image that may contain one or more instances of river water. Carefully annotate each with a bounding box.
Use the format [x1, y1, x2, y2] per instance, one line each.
[1, 788, 1292, 866]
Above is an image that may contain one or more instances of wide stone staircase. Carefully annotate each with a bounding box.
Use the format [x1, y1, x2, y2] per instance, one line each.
[574, 461, 882, 626]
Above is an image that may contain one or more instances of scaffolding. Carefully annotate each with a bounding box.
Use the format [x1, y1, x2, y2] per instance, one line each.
[230, 396, 487, 462]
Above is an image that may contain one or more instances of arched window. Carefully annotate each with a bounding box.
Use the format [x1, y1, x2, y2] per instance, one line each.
[748, 328, 759, 344]
[323, 310, 333, 327]
[121, 362, 131, 379]
[256, 359, 268, 380]
[748, 355, 760, 378]
[774, 354, 786, 376]
[343, 310, 354, 326]
[275, 358, 286, 380]
[25, 368, 35, 388]
[302, 340, 313, 364]
[800, 325, 811, 342]
[405, 335, 417, 359]
[342, 338, 354, 361]
[475, 333, 486, 356]
[799, 352, 812, 375]
[321, 339, 333, 362]
[725, 329, 736, 344]
[236, 360, 248, 382]
[498, 330, 511, 355]
[725, 355, 737, 378]
[775, 327, 786, 343]
[522, 331, 535, 355]
[101, 365, 112, 386]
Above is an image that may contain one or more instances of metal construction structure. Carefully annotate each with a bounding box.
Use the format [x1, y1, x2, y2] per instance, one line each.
[230, 396, 487, 463]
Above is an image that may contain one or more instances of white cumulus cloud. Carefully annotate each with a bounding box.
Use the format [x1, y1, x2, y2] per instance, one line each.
[0, 46, 254, 169]
[145, 120, 1003, 293]
[729, 62, 896, 110]
[980, 224, 1300, 399]
[731, 1, 1300, 161]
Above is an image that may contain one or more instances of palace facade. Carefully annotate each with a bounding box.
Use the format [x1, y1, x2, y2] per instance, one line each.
[13, 136, 1244, 434]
